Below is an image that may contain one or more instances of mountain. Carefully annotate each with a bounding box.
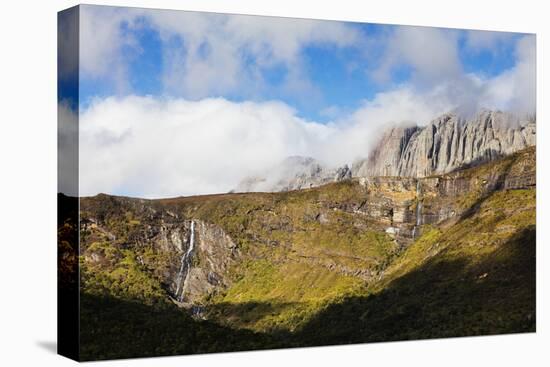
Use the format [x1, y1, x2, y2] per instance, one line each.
[353, 110, 536, 177]
[233, 156, 351, 193]
[70, 146, 536, 359]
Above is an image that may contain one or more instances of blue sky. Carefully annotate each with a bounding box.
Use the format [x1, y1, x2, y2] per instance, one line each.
[69, 5, 535, 198]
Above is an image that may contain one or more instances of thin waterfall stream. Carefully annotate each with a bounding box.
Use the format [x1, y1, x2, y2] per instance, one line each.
[175, 220, 195, 302]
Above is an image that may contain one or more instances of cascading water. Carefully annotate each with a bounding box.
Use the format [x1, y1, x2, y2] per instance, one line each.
[412, 180, 422, 238]
[416, 201, 423, 226]
[175, 220, 195, 302]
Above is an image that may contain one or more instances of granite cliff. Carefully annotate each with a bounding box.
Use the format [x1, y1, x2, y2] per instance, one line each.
[234, 110, 535, 194]
[353, 110, 535, 178]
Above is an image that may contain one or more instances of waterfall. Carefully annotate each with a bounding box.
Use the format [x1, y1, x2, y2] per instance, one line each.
[175, 220, 196, 302]
[416, 201, 423, 226]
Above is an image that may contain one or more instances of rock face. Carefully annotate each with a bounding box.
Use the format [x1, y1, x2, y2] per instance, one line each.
[180, 220, 238, 304]
[353, 110, 536, 178]
[234, 156, 351, 192]
[355, 125, 419, 177]
[79, 199, 239, 306]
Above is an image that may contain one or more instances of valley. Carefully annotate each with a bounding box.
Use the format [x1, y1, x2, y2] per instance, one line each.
[68, 145, 536, 360]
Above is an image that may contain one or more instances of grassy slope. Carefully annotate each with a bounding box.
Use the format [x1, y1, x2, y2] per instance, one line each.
[186, 150, 536, 335]
[294, 189, 535, 346]
[171, 181, 400, 332]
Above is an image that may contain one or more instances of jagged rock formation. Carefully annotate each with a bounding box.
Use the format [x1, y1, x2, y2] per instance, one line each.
[353, 110, 536, 178]
[354, 125, 420, 177]
[234, 156, 351, 193]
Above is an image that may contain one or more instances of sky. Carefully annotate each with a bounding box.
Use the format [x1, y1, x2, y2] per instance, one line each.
[58, 5, 536, 198]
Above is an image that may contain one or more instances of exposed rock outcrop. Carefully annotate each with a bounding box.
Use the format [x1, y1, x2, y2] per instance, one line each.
[354, 146, 535, 241]
[179, 220, 239, 305]
[354, 125, 419, 177]
[353, 110, 536, 178]
[236, 110, 535, 193]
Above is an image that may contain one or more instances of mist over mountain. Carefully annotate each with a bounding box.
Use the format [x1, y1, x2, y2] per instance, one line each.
[233, 156, 351, 193]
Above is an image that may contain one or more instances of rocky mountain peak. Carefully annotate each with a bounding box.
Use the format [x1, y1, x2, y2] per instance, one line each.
[354, 110, 535, 178]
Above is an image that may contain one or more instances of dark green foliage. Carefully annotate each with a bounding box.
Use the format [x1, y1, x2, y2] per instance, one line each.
[79, 293, 280, 361]
[295, 225, 535, 346]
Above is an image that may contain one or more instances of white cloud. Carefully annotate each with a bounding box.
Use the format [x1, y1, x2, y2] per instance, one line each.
[79, 6, 142, 92]
[481, 35, 536, 115]
[322, 86, 454, 165]
[58, 102, 79, 196]
[370, 26, 535, 117]
[464, 29, 516, 53]
[371, 26, 462, 86]
[79, 96, 332, 198]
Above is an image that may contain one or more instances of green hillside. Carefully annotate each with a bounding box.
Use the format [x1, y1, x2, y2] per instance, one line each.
[69, 147, 536, 360]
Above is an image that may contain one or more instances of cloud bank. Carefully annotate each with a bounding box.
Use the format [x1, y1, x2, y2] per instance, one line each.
[80, 97, 330, 197]
[369, 27, 535, 117]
